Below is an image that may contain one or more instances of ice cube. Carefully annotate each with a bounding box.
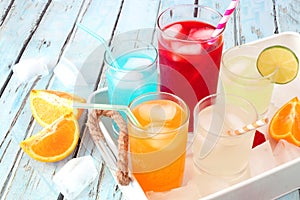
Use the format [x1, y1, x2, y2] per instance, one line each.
[273, 139, 300, 165]
[164, 24, 184, 39]
[188, 28, 214, 40]
[226, 56, 257, 76]
[171, 42, 202, 55]
[53, 156, 98, 200]
[12, 58, 49, 83]
[123, 71, 144, 81]
[112, 57, 150, 81]
[147, 182, 201, 200]
[142, 103, 177, 122]
[249, 141, 276, 176]
[122, 57, 153, 70]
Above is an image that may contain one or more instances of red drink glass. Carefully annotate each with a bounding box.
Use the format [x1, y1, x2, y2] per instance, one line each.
[157, 4, 224, 130]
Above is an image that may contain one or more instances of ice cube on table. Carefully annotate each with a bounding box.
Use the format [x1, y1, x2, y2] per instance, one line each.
[53, 156, 98, 200]
[188, 28, 214, 40]
[12, 58, 49, 83]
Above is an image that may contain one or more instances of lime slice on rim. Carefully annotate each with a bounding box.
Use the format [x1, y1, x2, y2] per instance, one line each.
[257, 45, 299, 84]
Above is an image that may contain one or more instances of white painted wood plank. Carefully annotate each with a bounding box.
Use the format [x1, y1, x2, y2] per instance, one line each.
[276, 0, 300, 33]
[115, 0, 160, 33]
[1, 1, 298, 200]
[0, 0, 14, 25]
[0, 0, 48, 91]
[0, 0, 89, 199]
[49, 0, 127, 199]
[160, 0, 192, 10]
[237, 0, 275, 44]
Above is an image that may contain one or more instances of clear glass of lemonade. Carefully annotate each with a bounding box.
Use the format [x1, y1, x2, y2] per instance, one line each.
[105, 39, 158, 132]
[157, 4, 224, 131]
[220, 45, 275, 116]
[193, 93, 258, 177]
[128, 92, 189, 192]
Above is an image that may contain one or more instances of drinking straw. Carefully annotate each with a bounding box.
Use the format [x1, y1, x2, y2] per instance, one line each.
[193, 0, 199, 17]
[227, 118, 269, 135]
[73, 102, 142, 128]
[211, 0, 240, 38]
[76, 23, 121, 69]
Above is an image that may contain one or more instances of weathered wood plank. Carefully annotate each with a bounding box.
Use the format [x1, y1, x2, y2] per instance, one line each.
[236, 0, 275, 44]
[50, 0, 126, 199]
[0, 0, 298, 200]
[0, 0, 49, 93]
[276, 0, 300, 33]
[0, 0, 88, 199]
[115, 0, 160, 33]
[0, 0, 14, 25]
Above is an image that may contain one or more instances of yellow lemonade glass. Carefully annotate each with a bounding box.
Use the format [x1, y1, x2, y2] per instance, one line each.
[220, 45, 275, 116]
[128, 92, 189, 192]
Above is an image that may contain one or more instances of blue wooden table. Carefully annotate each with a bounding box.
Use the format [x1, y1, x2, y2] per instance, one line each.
[0, 0, 299, 199]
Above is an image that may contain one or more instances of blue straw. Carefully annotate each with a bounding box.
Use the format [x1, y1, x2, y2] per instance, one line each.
[76, 23, 121, 69]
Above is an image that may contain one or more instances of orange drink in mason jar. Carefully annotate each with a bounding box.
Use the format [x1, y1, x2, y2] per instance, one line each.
[128, 92, 189, 192]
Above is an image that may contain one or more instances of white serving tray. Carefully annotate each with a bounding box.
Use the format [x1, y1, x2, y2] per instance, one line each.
[90, 32, 300, 200]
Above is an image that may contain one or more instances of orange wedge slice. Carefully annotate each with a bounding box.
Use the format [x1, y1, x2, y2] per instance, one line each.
[20, 113, 80, 162]
[30, 90, 86, 127]
[269, 97, 300, 146]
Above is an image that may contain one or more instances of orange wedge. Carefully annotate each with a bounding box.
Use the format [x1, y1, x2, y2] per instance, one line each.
[30, 90, 86, 127]
[269, 97, 300, 146]
[20, 113, 80, 162]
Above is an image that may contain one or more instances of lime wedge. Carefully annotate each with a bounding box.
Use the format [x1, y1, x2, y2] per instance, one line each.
[257, 45, 299, 84]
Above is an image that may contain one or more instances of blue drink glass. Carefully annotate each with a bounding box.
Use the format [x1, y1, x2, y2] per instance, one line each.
[105, 39, 158, 133]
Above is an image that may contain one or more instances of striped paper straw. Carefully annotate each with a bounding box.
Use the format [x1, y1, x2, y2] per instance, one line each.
[211, 0, 240, 38]
[227, 118, 269, 136]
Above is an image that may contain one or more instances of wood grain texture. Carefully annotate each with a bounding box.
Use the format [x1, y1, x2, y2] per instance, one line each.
[0, 0, 299, 199]
[236, 0, 275, 44]
[0, 0, 49, 93]
[53, 0, 126, 199]
[277, 0, 300, 33]
[0, 0, 87, 199]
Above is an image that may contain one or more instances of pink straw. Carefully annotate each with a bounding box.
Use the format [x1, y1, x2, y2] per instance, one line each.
[211, 0, 240, 38]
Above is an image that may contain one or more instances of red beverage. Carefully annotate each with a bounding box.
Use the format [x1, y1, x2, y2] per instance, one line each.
[158, 20, 223, 130]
